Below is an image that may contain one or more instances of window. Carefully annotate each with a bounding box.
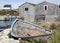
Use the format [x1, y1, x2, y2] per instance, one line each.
[25, 8, 28, 11]
[59, 5, 60, 8]
[36, 15, 45, 21]
[39, 15, 45, 20]
[44, 5, 48, 10]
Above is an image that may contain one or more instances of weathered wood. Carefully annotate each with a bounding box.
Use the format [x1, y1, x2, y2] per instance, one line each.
[19, 1, 60, 22]
[11, 19, 52, 40]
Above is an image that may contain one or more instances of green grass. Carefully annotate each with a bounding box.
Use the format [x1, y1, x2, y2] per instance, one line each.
[19, 38, 44, 43]
[47, 23, 60, 43]
[0, 10, 19, 16]
[8, 32, 13, 38]
[48, 29, 60, 43]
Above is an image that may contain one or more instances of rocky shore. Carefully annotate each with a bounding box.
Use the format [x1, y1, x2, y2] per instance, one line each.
[0, 28, 19, 43]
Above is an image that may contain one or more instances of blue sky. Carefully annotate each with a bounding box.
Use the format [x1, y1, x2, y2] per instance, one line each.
[0, 0, 60, 9]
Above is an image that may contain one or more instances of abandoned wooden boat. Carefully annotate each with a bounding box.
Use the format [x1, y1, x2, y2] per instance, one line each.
[11, 19, 52, 39]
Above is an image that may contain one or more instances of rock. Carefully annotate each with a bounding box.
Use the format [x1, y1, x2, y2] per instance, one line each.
[0, 28, 19, 43]
[2, 29, 10, 36]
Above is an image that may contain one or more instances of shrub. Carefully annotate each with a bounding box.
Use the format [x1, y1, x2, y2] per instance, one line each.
[19, 38, 45, 43]
[42, 25, 48, 28]
[4, 17, 10, 21]
[38, 39, 44, 43]
[48, 29, 60, 43]
[8, 32, 13, 38]
[49, 23, 57, 30]
[25, 41, 30, 43]
[31, 40, 36, 43]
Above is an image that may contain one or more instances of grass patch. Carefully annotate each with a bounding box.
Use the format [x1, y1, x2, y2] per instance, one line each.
[48, 29, 60, 43]
[0, 10, 19, 16]
[19, 38, 44, 43]
[49, 23, 57, 30]
[36, 22, 60, 43]
[8, 32, 13, 38]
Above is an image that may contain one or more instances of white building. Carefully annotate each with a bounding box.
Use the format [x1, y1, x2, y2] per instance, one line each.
[3, 5, 12, 10]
